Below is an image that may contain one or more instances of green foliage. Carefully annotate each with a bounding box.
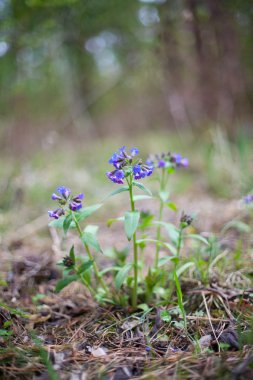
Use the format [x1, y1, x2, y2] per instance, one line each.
[31, 332, 60, 380]
[63, 214, 72, 234]
[104, 186, 129, 200]
[69, 245, 75, 264]
[45, 143, 253, 345]
[0, 302, 29, 318]
[132, 181, 152, 196]
[49, 204, 102, 228]
[55, 274, 79, 293]
[76, 260, 94, 275]
[81, 231, 102, 253]
[160, 310, 171, 323]
[115, 263, 133, 289]
[124, 211, 140, 241]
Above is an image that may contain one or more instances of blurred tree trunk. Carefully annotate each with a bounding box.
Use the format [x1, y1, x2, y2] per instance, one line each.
[187, 0, 247, 133]
[206, 0, 246, 125]
[186, 0, 218, 120]
[158, 1, 192, 130]
[159, 0, 248, 136]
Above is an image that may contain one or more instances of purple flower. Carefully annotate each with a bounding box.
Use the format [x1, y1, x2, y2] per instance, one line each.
[57, 186, 71, 199]
[69, 201, 83, 211]
[107, 147, 153, 184]
[50, 186, 71, 207]
[51, 193, 61, 201]
[130, 148, 139, 156]
[73, 193, 84, 203]
[149, 152, 188, 170]
[48, 208, 65, 219]
[133, 163, 153, 180]
[108, 146, 140, 169]
[172, 153, 182, 164]
[180, 158, 188, 168]
[133, 165, 141, 175]
[243, 194, 253, 204]
[109, 151, 127, 169]
[106, 169, 125, 184]
[158, 159, 166, 168]
[142, 163, 153, 177]
[133, 165, 145, 180]
[69, 193, 84, 211]
[146, 159, 154, 166]
[49, 187, 84, 218]
[119, 146, 126, 153]
[171, 153, 188, 168]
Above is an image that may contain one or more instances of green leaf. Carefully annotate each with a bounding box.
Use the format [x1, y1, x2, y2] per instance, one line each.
[69, 245, 75, 264]
[171, 257, 180, 265]
[84, 224, 99, 235]
[166, 201, 178, 212]
[99, 266, 120, 275]
[159, 191, 169, 203]
[153, 221, 179, 244]
[176, 262, 195, 277]
[160, 310, 171, 323]
[63, 214, 72, 234]
[115, 263, 132, 289]
[0, 329, 13, 336]
[107, 216, 124, 227]
[77, 260, 94, 275]
[0, 302, 29, 318]
[173, 270, 185, 325]
[81, 231, 102, 253]
[137, 303, 150, 312]
[132, 181, 152, 196]
[222, 220, 251, 234]
[76, 204, 103, 222]
[49, 204, 102, 229]
[158, 256, 177, 267]
[104, 186, 129, 200]
[133, 195, 152, 201]
[124, 211, 140, 241]
[49, 215, 66, 228]
[55, 275, 78, 292]
[137, 238, 177, 255]
[3, 321, 12, 328]
[185, 234, 210, 246]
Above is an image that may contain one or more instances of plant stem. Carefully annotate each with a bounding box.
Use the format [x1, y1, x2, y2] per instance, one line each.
[176, 227, 183, 258]
[174, 225, 187, 330]
[72, 213, 108, 293]
[79, 273, 96, 297]
[155, 168, 166, 269]
[128, 176, 138, 308]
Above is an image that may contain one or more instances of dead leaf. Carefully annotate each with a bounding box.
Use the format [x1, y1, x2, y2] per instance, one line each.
[121, 319, 141, 330]
[90, 346, 108, 357]
[191, 334, 212, 351]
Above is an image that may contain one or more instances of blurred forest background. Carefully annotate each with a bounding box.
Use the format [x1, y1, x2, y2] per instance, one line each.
[1, 0, 253, 226]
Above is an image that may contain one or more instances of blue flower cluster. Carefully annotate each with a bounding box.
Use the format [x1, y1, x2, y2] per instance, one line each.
[243, 194, 253, 204]
[106, 146, 153, 184]
[149, 152, 188, 169]
[48, 186, 84, 219]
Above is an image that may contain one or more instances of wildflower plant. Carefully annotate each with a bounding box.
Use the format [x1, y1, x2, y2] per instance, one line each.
[48, 186, 108, 298]
[47, 147, 208, 322]
[148, 152, 188, 269]
[106, 146, 154, 308]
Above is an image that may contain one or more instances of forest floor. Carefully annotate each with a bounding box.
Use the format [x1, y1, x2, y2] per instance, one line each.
[0, 132, 253, 379]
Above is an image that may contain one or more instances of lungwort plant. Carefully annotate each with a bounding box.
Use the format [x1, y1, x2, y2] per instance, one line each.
[48, 146, 208, 323]
[48, 186, 108, 300]
[106, 146, 153, 308]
